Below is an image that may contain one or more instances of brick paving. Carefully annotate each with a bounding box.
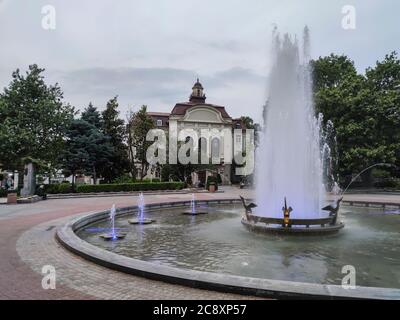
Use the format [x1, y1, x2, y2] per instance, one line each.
[1, 187, 399, 300]
[0, 187, 254, 300]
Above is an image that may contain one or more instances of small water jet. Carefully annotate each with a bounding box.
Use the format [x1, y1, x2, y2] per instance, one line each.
[128, 192, 155, 224]
[183, 193, 208, 215]
[100, 204, 126, 240]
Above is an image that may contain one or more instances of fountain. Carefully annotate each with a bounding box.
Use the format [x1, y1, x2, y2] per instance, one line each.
[100, 204, 126, 240]
[128, 192, 155, 224]
[242, 27, 344, 234]
[183, 193, 208, 215]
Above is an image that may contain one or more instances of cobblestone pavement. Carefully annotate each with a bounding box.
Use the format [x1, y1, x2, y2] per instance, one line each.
[1, 187, 399, 300]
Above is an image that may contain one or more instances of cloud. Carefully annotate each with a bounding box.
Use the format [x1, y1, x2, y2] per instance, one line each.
[0, 0, 399, 121]
[53, 66, 266, 120]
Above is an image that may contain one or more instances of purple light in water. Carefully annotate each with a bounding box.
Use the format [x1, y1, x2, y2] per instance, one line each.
[138, 192, 145, 222]
[110, 204, 116, 238]
[191, 193, 196, 214]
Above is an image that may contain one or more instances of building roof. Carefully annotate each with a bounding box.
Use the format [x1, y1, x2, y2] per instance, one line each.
[171, 102, 232, 119]
[147, 112, 170, 117]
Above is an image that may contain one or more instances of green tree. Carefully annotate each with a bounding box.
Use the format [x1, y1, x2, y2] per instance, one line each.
[59, 119, 91, 190]
[0, 65, 74, 171]
[240, 116, 254, 129]
[100, 96, 130, 182]
[312, 53, 400, 186]
[81, 102, 102, 129]
[128, 105, 155, 180]
[59, 118, 114, 187]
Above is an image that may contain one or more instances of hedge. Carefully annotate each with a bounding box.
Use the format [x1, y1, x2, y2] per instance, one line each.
[44, 183, 73, 194]
[0, 188, 7, 198]
[373, 179, 400, 189]
[76, 182, 184, 193]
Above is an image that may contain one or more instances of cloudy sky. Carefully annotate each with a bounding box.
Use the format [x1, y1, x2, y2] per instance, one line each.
[0, 0, 398, 121]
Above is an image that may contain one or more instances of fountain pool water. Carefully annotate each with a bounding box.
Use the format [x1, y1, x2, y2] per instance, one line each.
[80, 204, 400, 289]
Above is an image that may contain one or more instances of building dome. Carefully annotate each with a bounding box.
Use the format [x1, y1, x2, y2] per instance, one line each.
[192, 78, 204, 90]
[190, 78, 206, 103]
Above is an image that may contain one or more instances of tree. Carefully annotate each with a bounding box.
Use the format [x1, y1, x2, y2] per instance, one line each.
[100, 96, 130, 182]
[81, 102, 102, 129]
[0, 65, 74, 171]
[240, 116, 255, 129]
[59, 119, 91, 190]
[128, 105, 155, 180]
[59, 118, 114, 188]
[84, 127, 114, 183]
[312, 53, 400, 186]
[311, 54, 357, 92]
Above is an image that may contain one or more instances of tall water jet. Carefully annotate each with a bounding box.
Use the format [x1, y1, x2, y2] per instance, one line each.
[255, 27, 326, 219]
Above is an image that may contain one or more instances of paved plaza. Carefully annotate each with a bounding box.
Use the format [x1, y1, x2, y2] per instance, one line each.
[1, 187, 399, 300]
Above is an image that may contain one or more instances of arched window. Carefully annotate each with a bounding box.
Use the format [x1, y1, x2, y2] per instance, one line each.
[199, 137, 208, 164]
[211, 138, 220, 160]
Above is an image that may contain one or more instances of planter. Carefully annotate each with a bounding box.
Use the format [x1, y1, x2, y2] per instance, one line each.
[208, 183, 216, 193]
[7, 192, 17, 204]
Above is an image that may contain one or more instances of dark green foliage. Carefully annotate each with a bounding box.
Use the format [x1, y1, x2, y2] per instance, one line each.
[81, 102, 102, 129]
[0, 65, 74, 170]
[128, 105, 155, 180]
[0, 188, 7, 197]
[75, 182, 184, 193]
[43, 183, 73, 194]
[206, 176, 219, 191]
[312, 52, 400, 186]
[100, 96, 130, 182]
[59, 118, 114, 189]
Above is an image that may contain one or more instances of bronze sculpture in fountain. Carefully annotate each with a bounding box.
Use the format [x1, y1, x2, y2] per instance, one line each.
[240, 195, 344, 235]
[282, 197, 293, 228]
[239, 196, 257, 221]
[322, 197, 343, 225]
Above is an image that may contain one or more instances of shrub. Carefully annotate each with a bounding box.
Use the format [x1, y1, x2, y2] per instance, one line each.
[0, 188, 7, 198]
[44, 183, 73, 194]
[112, 174, 136, 184]
[373, 179, 399, 189]
[140, 178, 161, 183]
[206, 176, 219, 191]
[0, 188, 20, 197]
[75, 182, 184, 193]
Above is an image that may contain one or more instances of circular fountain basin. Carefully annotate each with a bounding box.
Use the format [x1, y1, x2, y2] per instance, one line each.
[128, 218, 155, 225]
[241, 217, 344, 235]
[57, 200, 400, 299]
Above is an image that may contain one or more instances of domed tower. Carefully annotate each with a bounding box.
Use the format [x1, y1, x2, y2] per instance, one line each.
[189, 78, 206, 103]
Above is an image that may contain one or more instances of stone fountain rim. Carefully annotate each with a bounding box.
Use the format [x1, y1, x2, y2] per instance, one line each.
[56, 198, 400, 300]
